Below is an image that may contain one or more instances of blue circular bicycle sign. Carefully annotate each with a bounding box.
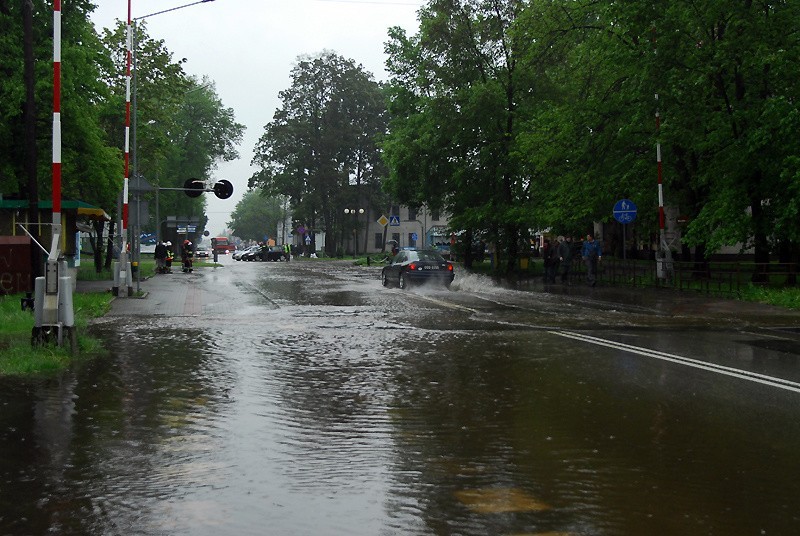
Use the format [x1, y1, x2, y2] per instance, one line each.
[613, 199, 638, 224]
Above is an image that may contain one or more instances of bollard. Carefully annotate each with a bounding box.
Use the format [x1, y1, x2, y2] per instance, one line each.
[112, 260, 120, 296]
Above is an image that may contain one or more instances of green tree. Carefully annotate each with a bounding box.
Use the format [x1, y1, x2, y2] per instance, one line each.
[652, 1, 800, 269]
[250, 51, 387, 255]
[100, 22, 243, 238]
[383, 0, 529, 272]
[157, 77, 244, 235]
[0, 0, 119, 210]
[228, 190, 285, 242]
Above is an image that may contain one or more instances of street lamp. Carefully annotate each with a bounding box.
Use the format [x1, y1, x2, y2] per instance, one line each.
[344, 208, 365, 258]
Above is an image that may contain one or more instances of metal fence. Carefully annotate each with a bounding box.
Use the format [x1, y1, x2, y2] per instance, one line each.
[582, 258, 799, 294]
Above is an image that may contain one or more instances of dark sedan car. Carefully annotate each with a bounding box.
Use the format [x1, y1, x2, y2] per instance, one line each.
[381, 249, 455, 289]
[261, 245, 286, 262]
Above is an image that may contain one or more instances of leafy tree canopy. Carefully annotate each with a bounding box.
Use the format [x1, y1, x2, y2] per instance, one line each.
[250, 51, 387, 254]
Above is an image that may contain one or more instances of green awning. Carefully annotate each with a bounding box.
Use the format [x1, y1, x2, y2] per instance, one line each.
[0, 199, 110, 220]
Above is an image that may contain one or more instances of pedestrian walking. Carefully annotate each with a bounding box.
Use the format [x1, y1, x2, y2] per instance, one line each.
[557, 236, 574, 284]
[546, 237, 561, 284]
[284, 243, 291, 262]
[581, 234, 602, 286]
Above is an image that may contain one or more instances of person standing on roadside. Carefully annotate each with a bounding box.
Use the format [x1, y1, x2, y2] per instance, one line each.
[546, 237, 561, 284]
[558, 236, 574, 284]
[165, 242, 174, 273]
[154, 241, 167, 274]
[581, 234, 602, 286]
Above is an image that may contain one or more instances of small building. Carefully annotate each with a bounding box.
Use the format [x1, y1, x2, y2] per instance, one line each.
[0, 199, 110, 294]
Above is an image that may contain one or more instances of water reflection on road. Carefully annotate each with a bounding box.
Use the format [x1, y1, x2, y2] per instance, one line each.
[1, 258, 800, 535]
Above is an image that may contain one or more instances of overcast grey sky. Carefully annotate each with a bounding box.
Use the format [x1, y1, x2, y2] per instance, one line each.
[90, 0, 423, 236]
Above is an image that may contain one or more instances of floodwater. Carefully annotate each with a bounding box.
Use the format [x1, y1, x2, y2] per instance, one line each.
[2, 258, 800, 535]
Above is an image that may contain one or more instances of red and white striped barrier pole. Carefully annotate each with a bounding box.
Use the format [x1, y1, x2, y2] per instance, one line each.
[656, 94, 665, 236]
[123, 0, 132, 253]
[52, 0, 61, 233]
[114, 0, 133, 296]
[38, 0, 74, 342]
[655, 93, 672, 280]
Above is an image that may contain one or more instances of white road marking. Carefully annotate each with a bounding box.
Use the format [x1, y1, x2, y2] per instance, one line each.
[409, 292, 479, 313]
[550, 330, 800, 394]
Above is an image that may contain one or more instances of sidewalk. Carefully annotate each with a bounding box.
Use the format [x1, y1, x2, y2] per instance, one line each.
[76, 272, 201, 317]
[538, 281, 800, 325]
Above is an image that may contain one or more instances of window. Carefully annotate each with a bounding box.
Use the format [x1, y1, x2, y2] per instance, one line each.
[374, 233, 383, 249]
[407, 207, 417, 221]
[391, 205, 400, 216]
[431, 210, 440, 221]
[408, 233, 417, 248]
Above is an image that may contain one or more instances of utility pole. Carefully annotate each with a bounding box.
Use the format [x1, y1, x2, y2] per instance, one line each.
[23, 0, 40, 288]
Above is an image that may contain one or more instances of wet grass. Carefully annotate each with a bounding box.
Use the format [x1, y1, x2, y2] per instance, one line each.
[738, 284, 800, 310]
[77, 256, 157, 280]
[0, 292, 113, 377]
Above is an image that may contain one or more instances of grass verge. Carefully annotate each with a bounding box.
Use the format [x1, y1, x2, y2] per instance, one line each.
[77, 256, 156, 281]
[738, 284, 800, 310]
[0, 292, 113, 377]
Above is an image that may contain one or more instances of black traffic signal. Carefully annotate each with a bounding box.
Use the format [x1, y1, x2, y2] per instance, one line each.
[183, 178, 204, 198]
[183, 178, 234, 199]
[213, 179, 234, 199]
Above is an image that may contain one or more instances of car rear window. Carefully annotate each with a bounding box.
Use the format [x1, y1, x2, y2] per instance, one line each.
[417, 251, 445, 261]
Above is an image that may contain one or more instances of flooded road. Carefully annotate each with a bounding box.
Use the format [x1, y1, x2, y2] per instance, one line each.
[2, 258, 800, 535]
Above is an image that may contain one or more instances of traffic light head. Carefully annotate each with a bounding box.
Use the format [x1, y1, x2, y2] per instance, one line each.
[183, 178, 204, 198]
[213, 179, 234, 199]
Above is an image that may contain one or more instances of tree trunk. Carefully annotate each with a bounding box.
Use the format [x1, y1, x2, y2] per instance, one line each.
[23, 0, 40, 287]
[462, 228, 474, 269]
[749, 190, 770, 283]
[692, 243, 710, 280]
[504, 224, 520, 276]
[777, 240, 797, 286]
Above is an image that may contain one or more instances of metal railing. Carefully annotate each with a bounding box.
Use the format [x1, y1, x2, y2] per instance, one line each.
[586, 258, 798, 294]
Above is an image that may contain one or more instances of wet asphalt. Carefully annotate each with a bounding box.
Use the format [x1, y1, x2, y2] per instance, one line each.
[77, 258, 800, 327]
[39, 257, 798, 536]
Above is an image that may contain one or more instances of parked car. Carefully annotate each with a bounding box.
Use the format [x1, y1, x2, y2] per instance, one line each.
[381, 249, 455, 289]
[262, 245, 286, 262]
[234, 245, 258, 261]
[242, 245, 262, 261]
[195, 246, 209, 258]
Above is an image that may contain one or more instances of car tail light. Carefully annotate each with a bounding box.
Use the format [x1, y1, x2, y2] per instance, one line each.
[447, 263, 454, 271]
[409, 263, 418, 271]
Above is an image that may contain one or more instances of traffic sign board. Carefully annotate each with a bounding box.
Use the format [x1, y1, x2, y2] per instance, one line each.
[389, 215, 401, 226]
[613, 199, 638, 224]
[377, 215, 389, 227]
